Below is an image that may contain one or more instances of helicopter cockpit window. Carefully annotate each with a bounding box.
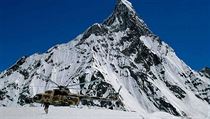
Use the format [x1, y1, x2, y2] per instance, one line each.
[34, 94, 42, 100]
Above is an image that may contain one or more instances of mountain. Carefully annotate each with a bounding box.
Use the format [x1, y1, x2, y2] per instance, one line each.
[200, 67, 210, 78]
[0, 0, 209, 118]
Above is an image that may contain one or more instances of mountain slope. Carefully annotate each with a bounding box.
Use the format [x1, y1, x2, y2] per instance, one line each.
[0, 0, 209, 118]
[200, 67, 210, 78]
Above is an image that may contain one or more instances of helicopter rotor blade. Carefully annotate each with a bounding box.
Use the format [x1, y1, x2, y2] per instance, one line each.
[30, 85, 81, 90]
[66, 79, 102, 88]
[117, 85, 122, 94]
[64, 66, 84, 87]
[39, 74, 60, 87]
[47, 79, 60, 87]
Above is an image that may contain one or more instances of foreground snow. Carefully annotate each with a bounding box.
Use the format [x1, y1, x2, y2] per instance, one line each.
[0, 107, 198, 119]
[0, 107, 143, 119]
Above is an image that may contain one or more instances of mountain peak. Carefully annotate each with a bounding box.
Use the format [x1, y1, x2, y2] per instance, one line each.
[116, 0, 134, 12]
[103, 0, 151, 35]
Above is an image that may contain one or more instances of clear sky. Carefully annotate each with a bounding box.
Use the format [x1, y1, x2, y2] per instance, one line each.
[0, 0, 209, 72]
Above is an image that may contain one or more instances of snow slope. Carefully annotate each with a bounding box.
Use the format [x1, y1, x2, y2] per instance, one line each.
[0, 0, 210, 119]
[0, 107, 142, 119]
[0, 107, 184, 119]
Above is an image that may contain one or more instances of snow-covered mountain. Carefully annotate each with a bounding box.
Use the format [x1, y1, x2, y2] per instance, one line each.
[0, 0, 210, 118]
[200, 67, 210, 78]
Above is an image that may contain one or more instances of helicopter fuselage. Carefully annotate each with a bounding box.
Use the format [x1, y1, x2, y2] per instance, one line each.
[33, 89, 80, 106]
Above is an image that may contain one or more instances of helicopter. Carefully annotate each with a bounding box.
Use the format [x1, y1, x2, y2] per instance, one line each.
[32, 74, 122, 107]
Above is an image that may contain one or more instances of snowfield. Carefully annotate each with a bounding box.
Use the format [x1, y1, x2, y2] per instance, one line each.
[0, 107, 142, 119]
[0, 107, 189, 119]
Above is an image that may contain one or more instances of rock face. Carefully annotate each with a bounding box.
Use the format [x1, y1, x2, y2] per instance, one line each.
[0, 0, 210, 118]
[200, 67, 210, 78]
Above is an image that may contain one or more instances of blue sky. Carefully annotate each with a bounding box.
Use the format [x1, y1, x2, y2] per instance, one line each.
[0, 0, 209, 72]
